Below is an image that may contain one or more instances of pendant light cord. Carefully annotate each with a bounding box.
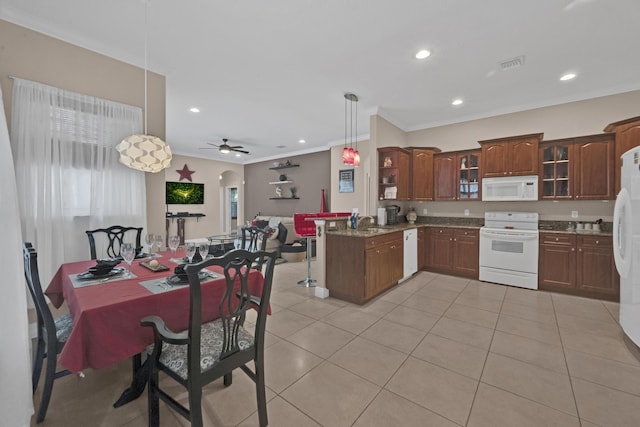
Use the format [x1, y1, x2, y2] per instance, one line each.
[144, 0, 148, 135]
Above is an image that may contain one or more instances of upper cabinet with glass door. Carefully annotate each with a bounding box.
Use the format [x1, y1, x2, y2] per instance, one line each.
[539, 134, 615, 200]
[458, 150, 481, 200]
[540, 141, 572, 199]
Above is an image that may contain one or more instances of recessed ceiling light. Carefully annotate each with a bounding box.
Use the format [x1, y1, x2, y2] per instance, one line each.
[299, 139, 306, 144]
[452, 99, 463, 106]
[415, 49, 431, 60]
[235, 153, 241, 157]
[189, 107, 200, 113]
[560, 73, 576, 81]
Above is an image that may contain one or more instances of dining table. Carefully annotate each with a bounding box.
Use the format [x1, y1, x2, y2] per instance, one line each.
[45, 251, 265, 407]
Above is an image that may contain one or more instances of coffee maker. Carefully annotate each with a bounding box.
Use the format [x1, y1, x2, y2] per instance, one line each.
[385, 205, 401, 225]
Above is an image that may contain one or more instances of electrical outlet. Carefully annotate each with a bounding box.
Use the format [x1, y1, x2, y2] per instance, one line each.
[464, 209, 470, 216]
[571, 211, 578, 218]
[423, 208, 428, 215]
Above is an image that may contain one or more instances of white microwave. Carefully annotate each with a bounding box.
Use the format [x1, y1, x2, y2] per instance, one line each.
[482, 175, 538, 201]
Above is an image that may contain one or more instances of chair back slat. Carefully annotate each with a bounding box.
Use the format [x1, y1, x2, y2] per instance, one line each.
[184, 249, 276, 374]
[22, 243, 56, 337]
[240, 226, 270, 271]
[85, 225, 143, 259]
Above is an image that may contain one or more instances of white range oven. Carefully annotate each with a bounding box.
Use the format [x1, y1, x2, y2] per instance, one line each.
[479, 211, 539, 289]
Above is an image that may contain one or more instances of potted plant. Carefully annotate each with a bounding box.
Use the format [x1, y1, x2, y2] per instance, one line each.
[290, 186, 297, 198]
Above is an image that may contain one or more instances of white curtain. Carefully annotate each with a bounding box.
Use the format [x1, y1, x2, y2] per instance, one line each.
[11, 78, 147, 284]
[0, 85, 33, 426]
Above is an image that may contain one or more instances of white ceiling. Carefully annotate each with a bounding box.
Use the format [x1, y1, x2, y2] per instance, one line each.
[2, 0, 640, 164]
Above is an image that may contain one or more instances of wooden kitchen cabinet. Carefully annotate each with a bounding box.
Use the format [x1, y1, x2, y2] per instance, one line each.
[539, 233, 577, 290]
[576, 235, 619, 300]
[433, 154, 457, 200]
[540, 133, 614, 200]
[418, 227, 427, 270]
[326, 231, 403, 304]
[452, 229, 480, 276]
[378, 147, 410, 201]
[409, 147, 440, 200]
[604, 116, 640, 194]
[539, 232, 618, 301]
[434, 150, 481, 201]
[427, 227, 454, 270]
[425, 227, 479, 278]
[573, 134, 615, 200]
[479, 133, 543, 178]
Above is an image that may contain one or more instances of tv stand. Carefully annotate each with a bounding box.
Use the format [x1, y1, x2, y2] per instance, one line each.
[165, 213, 206, 246]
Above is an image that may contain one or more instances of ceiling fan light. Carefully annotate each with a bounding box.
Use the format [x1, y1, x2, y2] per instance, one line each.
[219, 147, 230, 154]
[116, 134, 172, 173]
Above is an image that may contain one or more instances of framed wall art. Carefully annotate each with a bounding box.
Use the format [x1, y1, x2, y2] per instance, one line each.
[339, 169, 354, 193]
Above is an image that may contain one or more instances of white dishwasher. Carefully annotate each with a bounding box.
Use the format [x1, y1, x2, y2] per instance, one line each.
[402, 228, 418, 281]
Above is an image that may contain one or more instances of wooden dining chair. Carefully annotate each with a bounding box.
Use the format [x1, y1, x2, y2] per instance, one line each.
[23, 242, 73, 423]
[240, 225, 270, 271]
[141, 249, 277, 427]
[85, 225, 143, 259]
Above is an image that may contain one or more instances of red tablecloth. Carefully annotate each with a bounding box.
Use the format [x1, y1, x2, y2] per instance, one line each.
[45, 252, 264, 373]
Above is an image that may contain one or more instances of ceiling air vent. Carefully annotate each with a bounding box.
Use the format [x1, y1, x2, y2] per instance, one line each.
[499, 55, 525, 71]
[276, 145, 287, 149]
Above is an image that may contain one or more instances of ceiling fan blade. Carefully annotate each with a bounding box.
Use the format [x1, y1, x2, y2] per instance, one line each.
[232, 148, 250, 154]
[199, 147, 219, 149]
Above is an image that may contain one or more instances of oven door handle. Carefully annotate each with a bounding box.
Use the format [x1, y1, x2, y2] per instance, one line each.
[480, 229, 538, 240]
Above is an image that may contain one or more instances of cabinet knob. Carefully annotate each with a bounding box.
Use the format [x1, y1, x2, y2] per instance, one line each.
[450, 238, 453, 241]
[571, 247, 575, 251]
[579, 248, 582, 252]
[576, 195, 579, 199]
[595, 240, 599, 245]
[555, 238, 559, 241]
[504, 172, 507, 175]
[464, 232, 468, 235]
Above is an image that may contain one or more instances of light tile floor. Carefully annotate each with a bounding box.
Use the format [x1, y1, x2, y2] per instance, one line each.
[34, 261, 640, 426]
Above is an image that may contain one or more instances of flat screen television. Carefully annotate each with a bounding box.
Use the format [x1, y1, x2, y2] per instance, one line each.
[165, 181, 205, 205]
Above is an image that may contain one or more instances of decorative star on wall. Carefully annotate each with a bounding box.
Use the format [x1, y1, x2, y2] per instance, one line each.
[176, 164, 195, 181]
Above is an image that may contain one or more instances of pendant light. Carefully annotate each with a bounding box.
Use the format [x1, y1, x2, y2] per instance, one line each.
[116, 0, 172, 173]
[343, 93, 359, 167]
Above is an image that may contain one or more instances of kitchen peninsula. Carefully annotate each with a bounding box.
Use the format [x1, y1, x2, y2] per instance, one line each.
[326, 218, 483, 305]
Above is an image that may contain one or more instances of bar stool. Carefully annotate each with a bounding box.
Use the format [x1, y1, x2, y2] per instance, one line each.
[293, 213, 318, 287]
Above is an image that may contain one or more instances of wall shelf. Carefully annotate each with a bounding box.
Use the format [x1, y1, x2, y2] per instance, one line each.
[268, 180, 293, 185]
[165, 212, 205, 222]
[269, 164, 300, 170]
[269, 197, 300, 200]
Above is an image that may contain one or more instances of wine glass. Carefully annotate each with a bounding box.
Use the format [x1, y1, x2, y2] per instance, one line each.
[145, 233, 155, 253]
[154, 234, 164, 252]
[168, 235, 180, 258]
[198, 243, 209, 260]
[121, 243, 135, 278]
[185, 242, 196, 264]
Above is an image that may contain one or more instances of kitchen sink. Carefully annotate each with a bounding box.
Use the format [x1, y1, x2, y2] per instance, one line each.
[366, 227, 391, 232]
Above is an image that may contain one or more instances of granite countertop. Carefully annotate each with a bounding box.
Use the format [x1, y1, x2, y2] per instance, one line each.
[538, 229, 613, 236]
[326, 217, 613, 237]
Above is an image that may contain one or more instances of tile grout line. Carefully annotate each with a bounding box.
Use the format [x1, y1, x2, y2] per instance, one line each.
[551, 294, 586, 426]
[461, 280, 505, 427]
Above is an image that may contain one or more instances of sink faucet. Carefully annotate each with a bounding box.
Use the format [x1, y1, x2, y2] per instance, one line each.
[357, 216, 375, 230]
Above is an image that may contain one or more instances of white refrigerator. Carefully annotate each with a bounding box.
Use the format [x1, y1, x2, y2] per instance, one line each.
[614, 146, 640, 348]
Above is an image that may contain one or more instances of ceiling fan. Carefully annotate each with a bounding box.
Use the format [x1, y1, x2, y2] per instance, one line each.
[201, 138, 249, 154]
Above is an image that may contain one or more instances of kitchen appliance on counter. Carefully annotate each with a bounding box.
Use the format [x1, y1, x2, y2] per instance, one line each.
[613, 146, 640, 351]
[386, 205, 401, 225]
[479, 211, 539, 289]
[482, 175, 538, 201]
[377, 207, 386, 226]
